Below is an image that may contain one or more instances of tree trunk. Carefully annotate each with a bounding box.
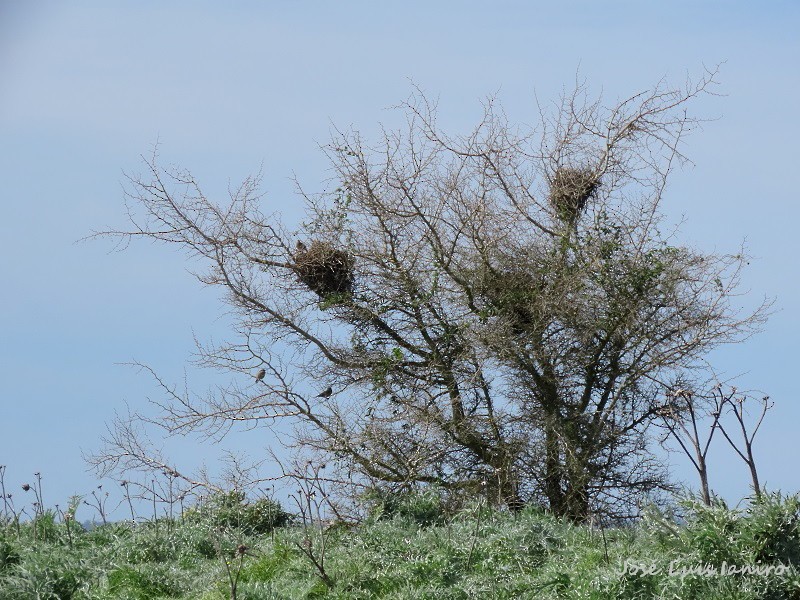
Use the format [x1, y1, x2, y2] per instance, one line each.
[543, 421, 566, 516]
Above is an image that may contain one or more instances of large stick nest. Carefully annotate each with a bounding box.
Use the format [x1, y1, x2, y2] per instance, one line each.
[293, 240, 354, 297]
[478, 267, 544, 335]
[549, 167, 600, 224]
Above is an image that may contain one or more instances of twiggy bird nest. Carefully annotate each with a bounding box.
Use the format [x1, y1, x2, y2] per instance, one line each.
[549, 167, 599, 223]
[293, 240, 354, 297]
[479, 267, 543, 335]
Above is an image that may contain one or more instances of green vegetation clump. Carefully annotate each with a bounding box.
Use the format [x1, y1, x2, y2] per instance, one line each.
[1, 492, 800, 598]
[0, 539, 20, 573]
[184, 491, 291, 535]
[364, 487, 449, 526]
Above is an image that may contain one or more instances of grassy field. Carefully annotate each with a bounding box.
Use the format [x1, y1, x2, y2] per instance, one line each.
[1, 491, 800, 599]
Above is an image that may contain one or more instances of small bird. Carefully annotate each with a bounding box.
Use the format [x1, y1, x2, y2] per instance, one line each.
[316, 386, 333, 399]
[255, 368, 266, 382]
[296, 240, 308, 253]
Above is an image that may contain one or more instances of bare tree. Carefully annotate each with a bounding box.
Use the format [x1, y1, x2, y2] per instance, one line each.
[656, 385, 727, 506]
[91, 68, 770, 522]
[717, 390, 771, 501]
[657, 383, 771, 505]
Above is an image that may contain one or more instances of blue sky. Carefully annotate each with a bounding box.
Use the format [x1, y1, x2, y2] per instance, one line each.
[1, 1, 798, 518]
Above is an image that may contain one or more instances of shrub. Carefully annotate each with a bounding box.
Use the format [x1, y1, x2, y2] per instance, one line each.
[740, 492, 800, 565]
[239, 540, 294, 583]
[0, 548, 91, 600]
[186, 491, 291, 534]
[122, 522, 219, 563]
[0, 538, 20, 572]
[366, 487, 448, 526]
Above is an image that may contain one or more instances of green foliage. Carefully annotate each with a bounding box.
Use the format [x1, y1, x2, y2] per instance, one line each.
[0, 537, 20, 572]
[185, 490, 290, 534]
[84, 521, 131, 547]
[364, 487, 448, 526]
[1, 491, 800, 598]
[647, 493, 800, 566]
[239, 541, 294, 583]
[318, 291, 352, 310]
[107, 565, 183, 599]
[31, 510, 60, 544]
[369, 346, 406, 387]
[742, 493, 800, 565]
[121, 522, 217, 563]
[0, 546, 92, 600]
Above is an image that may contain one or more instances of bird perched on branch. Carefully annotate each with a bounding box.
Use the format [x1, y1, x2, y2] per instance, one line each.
[316, 386, 333, 399]
[295, 240, 308, 253]
[255, 368, 266, 382]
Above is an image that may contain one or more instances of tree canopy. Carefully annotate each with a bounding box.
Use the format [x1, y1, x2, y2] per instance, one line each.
[94, 69, 770, 522]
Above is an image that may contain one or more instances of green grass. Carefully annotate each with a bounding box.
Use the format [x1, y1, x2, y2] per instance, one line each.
[1, 493, 800, 599]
